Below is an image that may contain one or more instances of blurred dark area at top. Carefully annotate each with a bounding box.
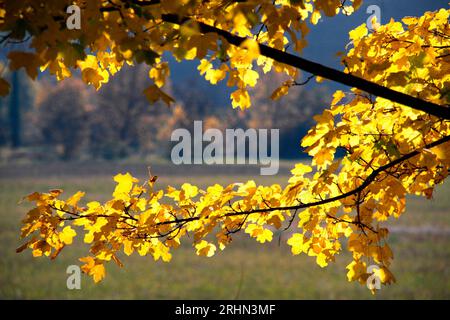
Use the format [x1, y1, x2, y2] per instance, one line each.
[0, 0, 446, 163]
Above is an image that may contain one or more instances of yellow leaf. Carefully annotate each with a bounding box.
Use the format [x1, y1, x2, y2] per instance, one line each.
[195, 240, 216, 257]
[66, 191, 85, 207]
[60, 226, 76, 245]
[271, 84, 289, 101]
[331, 90, 345, 106]
[430, 141, 450, 161]
[291, 163, 313, 176]
[79, 256, 106, 283]
[78, 55, 109, 89]
[205, 65, 228, 85]
[376, 266, 396, 285]
[8, 52, 43, 79]
[349, 23, 368, 42]
[287, 233, 305, 255]
[122, 239, 134, 256]
[313, 147, 334, 166]
[315, 76, 325, 83]
[113, 173, 137, 200]
[240, 69, 259, 87]
[198, 59, 213, 75]
[346, 260, 367, 281]
[245, 224, 273, 243]
[84, 232, 94, 244]
[231, 89, 251, 110]
[79, 256, 95, 270]
[237, 38, 260, 65]
[149, 62, 170, 88]
[44, 59, 72, 81]
[254, 228, 272, 243]
[91, 264, 106, 283]
[31, 240, 51, 257]
[316, 253, 329, 268]
[138, 241, 151, 256]
[181, 183, 198, 198]
[81, 68, 104, 90]
[310, 11, 321, 25]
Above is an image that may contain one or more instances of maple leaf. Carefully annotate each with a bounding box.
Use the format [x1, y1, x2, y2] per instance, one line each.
[349, 23, 368, 42]
[60, 226, 77, 245]
[8, 52, 43, 79]
[195, 240, 216, 257]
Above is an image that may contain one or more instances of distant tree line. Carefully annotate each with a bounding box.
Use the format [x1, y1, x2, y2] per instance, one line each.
[0, 64, 329, 161]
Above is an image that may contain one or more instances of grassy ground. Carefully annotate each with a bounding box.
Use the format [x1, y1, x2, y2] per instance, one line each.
[1, 162, 449, 299]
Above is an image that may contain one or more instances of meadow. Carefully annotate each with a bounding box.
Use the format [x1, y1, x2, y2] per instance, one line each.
[1, 161, 449, 299]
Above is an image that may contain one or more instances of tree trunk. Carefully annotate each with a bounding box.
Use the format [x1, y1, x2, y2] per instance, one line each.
[9, 71, 21, 148]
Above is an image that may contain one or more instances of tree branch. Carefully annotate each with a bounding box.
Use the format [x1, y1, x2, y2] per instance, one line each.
[159, 13, 449, 120]
[152, 134, 450, 227]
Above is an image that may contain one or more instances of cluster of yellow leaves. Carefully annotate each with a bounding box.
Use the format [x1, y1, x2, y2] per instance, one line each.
[18, 173, 285, 282]
[0, 0, 362, 107]
[299, 8, 450, 287]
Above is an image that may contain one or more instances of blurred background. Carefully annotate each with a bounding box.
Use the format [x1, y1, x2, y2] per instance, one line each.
[0, 0, 449, 299]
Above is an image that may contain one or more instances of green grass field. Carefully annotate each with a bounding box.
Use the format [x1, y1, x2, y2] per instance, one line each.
[1, 162, 450, 299]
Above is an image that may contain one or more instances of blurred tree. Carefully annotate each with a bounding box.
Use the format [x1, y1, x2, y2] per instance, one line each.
[36, 78, 91, 160]
[173, 77, 218, 118]
[0, 68, 34, 148]
[87, 64, 149, 159]
[89, 64, 187, 159]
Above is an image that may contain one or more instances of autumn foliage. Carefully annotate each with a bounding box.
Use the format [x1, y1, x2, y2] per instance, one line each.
[1, 0, 449, 290]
